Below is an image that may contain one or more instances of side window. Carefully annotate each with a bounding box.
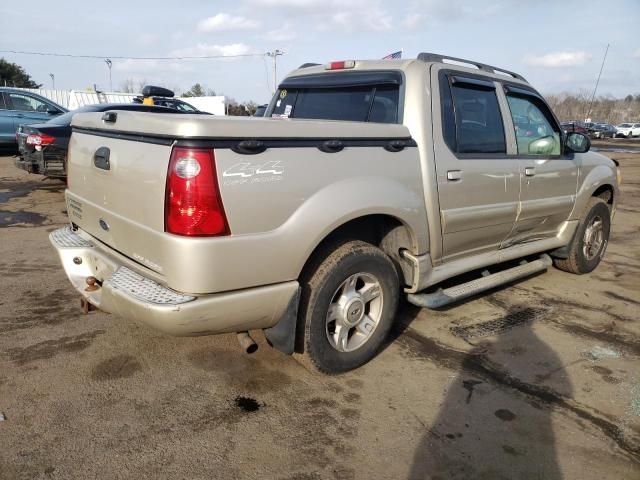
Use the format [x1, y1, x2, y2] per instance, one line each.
[8, 93, 50, 112]
[0, 94, 6, 110]
[368, 87, 399, 123]
[505, 94, 561, 156]
[445, 79, 506, 154]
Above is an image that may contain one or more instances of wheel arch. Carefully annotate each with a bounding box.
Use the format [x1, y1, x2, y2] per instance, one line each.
[571, 162, 618, 220]
[298, 213, 418, 288]
[592, 183, 614, 206]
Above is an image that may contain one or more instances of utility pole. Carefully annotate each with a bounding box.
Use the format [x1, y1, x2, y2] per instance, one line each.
[585, 44, 609, 122]
[266, 49, 284, 94]
[104, 58, 113, 92]
[49, 73, 55, 90]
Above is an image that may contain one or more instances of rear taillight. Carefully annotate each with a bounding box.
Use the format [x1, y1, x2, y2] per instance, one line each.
[26, 133, 55, 146]
[165, 147, 229, 236]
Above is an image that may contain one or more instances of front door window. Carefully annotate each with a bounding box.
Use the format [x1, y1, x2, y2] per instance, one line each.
[505, 95, 561, 156]
[8, 93, 51, 113]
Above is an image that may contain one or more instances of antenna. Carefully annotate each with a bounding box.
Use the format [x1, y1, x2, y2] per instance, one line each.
[585, 44, 609, 122]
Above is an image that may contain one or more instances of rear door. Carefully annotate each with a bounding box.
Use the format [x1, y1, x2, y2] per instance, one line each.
[502, 87, 577, 245]
[432, 68, 520, 263]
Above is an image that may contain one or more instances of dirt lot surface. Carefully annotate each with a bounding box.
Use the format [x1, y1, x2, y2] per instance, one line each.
[0, 147, 639, 479]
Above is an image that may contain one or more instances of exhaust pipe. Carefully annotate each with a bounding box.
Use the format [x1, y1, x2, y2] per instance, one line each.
[237, 332, 258, 354]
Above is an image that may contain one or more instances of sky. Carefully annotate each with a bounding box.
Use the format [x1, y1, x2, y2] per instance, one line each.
[1, 0, 639, 104]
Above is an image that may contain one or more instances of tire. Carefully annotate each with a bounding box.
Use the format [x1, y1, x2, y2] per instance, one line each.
[554, 197, 611, 274]
[295, 240, 399, 374]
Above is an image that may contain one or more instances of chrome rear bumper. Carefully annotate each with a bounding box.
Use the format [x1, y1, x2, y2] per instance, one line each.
[50, 227, 299, 336]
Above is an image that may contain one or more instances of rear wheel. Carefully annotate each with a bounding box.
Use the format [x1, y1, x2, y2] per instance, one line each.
[295, 240, 399, 374]
[554, 197, 611, 274]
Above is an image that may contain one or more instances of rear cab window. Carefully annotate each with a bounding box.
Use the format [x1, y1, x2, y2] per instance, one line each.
[269, 71, 402, 124]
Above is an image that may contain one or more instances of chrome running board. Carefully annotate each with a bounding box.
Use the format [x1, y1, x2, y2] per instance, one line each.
[407, 254, 552, 309]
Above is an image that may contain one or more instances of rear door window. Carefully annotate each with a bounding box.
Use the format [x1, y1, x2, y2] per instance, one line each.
[442, 78, 506, 154]
[271, 85, 399, 123]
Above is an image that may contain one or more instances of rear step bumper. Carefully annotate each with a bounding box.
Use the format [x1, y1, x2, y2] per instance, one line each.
[407, 254, 552, 309]
[49, 226, 299, 336]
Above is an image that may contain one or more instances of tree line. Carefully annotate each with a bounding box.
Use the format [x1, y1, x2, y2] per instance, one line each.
[544, 92, 640, 124]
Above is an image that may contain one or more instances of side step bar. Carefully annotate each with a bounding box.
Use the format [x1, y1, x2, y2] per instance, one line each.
[407, 254, 552, 309]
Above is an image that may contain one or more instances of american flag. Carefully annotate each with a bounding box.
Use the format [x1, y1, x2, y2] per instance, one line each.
[382, 50, 402, 60]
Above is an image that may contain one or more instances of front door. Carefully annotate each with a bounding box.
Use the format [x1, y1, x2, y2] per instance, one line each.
[5, 92, 53, 132]
[502, 88, 578, 245]
[0, 93, 16, 144]
[432, 67, 520, 263]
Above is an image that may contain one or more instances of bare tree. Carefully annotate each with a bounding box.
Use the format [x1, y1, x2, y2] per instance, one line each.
[546, 92, 640, 124]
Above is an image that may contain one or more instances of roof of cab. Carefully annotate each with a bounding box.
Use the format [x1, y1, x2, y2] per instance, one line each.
[285, 52, 529, 86]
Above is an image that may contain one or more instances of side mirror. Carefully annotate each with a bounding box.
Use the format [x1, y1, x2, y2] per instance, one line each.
[528, 135, 557, 155]
[565, 132, 590, 153]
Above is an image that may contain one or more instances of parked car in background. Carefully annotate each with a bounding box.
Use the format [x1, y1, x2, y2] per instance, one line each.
[589, 123, 617, 139]
[254, 104, 268, 117]
[0, 88, 67, 146]
[15, 103, 181, 178]
[560, 121, 589, 134]
[132, 85, 207, 113]
[615, 122, 640, 138]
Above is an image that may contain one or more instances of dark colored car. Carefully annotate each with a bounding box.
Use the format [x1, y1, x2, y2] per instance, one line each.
[254, 104, 268, 117]
[560, 121, 589, 135]
[132, 85, 209, 113]
[132, 95, 204, 112]
[0, 88, 67, 146]
[589, 123, 617, 139]
[15, 103, 181, 178]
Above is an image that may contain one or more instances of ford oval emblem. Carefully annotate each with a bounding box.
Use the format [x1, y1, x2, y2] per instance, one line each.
[99, 219, 110, 232]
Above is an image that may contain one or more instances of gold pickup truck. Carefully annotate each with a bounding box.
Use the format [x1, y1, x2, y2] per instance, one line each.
[50, 53, 620, 373]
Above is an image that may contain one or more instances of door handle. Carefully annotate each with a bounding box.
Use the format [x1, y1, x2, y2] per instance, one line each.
[93, 147, 111, 170]
[447, 170, 462, 181]
[525, 167, 536, 177]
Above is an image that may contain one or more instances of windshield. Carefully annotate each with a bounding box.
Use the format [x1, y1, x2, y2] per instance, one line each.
[174, 101, 198, 112]
[270, 85, 400, 123]
[153, 99, 198, 112]
[46, 105, 103, 125]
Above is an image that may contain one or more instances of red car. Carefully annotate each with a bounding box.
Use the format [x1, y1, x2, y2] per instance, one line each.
[561, 122, 589, 134]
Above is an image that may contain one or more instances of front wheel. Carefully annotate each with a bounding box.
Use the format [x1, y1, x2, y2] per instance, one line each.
[295, 240, 399, 374]
[554, 197, 611, 274]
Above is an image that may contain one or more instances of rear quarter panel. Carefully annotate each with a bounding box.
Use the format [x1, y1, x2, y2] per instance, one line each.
[170, 144, 428, 294]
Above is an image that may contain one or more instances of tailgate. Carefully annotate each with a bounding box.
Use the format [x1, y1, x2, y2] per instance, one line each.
[66, 131, 172, 273]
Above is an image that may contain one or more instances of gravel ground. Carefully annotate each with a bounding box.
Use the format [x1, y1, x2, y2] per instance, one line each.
[0, 149, 638, 480]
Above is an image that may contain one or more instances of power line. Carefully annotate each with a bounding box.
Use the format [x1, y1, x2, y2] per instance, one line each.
[0, 49, 270, 60]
